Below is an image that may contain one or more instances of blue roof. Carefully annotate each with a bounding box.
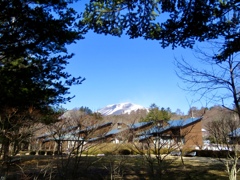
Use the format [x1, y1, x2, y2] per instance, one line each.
[105, 128, 124, 136]
[43, 133, 84, 142]
[136, 134, 153, 141]
[142, 117, 202, 135]
[63, 125, 78, 131]
[59, 134, 83, 141]
[147, 126, 170, 134]
[88, 136, 104, 142]
[37, 132, 53, 139]
[105, 122, 153, 136]
[168, 117, 202, 128]
[130, 121, 153, 129]
[42, 137, 54, 142]
[72, 122, 113, 135]
[229, 128, 240, 137]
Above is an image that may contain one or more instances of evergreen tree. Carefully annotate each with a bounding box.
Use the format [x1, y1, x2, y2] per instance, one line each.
[79, 106, 93, 115]
[0, 0, 86, 111]
[83, 0, 240, 60]
[0, 0, 86, 159]
[142, 104, 171, 122]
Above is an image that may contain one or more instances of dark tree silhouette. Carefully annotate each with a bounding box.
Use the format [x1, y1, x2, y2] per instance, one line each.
[0, 0, 86, 159]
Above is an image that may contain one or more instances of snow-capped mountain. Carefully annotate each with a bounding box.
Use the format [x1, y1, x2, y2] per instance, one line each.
[98, 102, 147, 116]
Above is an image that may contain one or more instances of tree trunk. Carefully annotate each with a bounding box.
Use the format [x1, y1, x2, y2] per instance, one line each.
[229, 166, 237, 180]
[180, 149, 185, 169]
[2, 136, 10, 161]
[227, 151, 238, 180]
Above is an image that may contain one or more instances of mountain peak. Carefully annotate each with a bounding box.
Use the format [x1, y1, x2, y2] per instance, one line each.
[98, 102, 147, 116]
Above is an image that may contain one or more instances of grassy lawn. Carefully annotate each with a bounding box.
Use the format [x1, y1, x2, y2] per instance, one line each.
[0, 155, 231, 180]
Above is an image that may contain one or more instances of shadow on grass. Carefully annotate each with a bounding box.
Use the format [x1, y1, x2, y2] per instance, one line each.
[112, 156, 228, 180]
[0, 155, 232, 180]
[165, 163, 228, 180]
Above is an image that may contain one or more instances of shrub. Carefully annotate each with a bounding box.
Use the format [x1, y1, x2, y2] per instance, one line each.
[47, 151, 53, 155]
[30, 151, 36, 155]
[130, 149, 140, 155]
[19, 151, 28, 155]
[195, 150, 235, 158]
[38, 151, 45, 155]
[103, 151, 115, 155]
[160, 148, 171, 154]
[118, 149, 131, 155]
[54, 151, 62, 155]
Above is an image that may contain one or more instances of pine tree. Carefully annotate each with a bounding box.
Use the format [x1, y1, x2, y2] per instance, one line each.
[0, 0, 86, 159]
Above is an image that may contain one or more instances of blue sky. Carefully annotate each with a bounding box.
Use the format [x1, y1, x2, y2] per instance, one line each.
[61, 31, 208, 114]
[58, 0, 230, 114]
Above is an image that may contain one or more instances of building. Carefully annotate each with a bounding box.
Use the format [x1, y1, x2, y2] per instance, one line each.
[137, 117, 203, 149]
[229, 128, 240, 143]
[34, 117, 203, 153]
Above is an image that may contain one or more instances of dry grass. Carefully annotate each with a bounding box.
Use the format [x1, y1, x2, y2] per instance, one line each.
[0, 154, 232, 180]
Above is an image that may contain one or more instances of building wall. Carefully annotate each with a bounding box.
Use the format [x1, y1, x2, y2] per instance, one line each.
[181, 120, 203, 149]
[147, 119, 203, 150]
